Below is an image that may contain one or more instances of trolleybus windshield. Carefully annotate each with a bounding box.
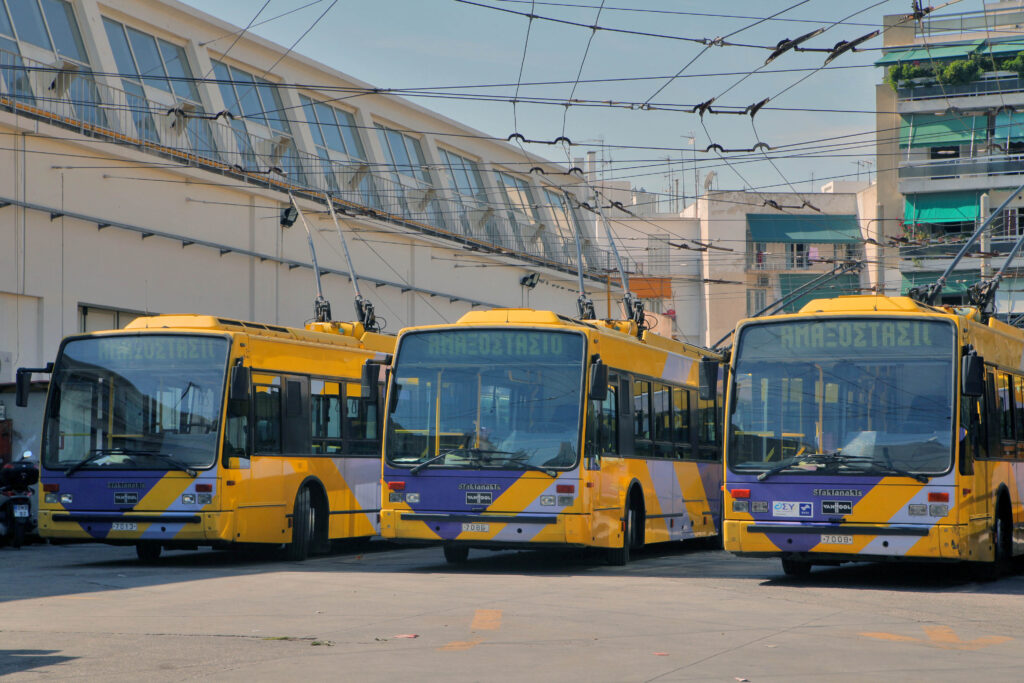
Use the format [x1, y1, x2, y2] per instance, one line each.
[728, 318, 956, 477]
[385, 329, 585, 472]
[42, 335, 230, 472]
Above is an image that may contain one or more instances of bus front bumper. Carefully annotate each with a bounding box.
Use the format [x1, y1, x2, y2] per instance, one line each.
[723, 519, 969, 561]
[380, 508, 591, 547]
[38, 509, 233, 544]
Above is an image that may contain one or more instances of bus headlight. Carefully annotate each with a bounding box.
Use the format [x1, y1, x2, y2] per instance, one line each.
[181, 494, 196, 504]
[540, 495, 556, 506]
[908, 504, 927, 516]
[197, 493, 213, 505]
[929, 504, 948, 517]
[45, 493, 59, 504]
[732, 500, 749, 513]
[405, 493, 420, 503]
[60, 493, 73, 504]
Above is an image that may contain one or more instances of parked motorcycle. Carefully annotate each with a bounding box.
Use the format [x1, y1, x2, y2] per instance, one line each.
[1, 451, 39, 549]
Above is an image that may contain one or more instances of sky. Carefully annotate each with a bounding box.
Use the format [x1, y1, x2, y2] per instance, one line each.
[177, 0, 991, 209]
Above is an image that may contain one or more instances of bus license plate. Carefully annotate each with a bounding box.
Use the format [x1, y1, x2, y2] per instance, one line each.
[13, 504, 29, 518]
[111, 522, 138, 531]
[461, 523, 489, 533]
[820, 534, 853, 545]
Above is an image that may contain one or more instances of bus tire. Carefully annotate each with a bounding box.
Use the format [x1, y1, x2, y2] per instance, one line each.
[136, 541, 162, 562]
[443, 544, 469, 564]
[607, 503, 637, 566]
[286, 487, 315, 561]
[781, 557, 811, 577]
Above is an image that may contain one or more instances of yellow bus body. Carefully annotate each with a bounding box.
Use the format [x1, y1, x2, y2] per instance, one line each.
[722, 295, 1024, 573]
[37, 315, 393, 557]
[380, 309, 724, 562]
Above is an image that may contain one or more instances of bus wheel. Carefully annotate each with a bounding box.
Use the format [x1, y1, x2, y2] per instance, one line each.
[607, 504, 636, 566]
[136, 541, 162, 562]
[443, 544, 469, 564]
[286, 487, 315, 561]
[781, 557, 811, 577]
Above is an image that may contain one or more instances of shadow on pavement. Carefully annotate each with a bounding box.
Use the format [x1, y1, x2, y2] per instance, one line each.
[5, 536, 1024, 604]
[0, 650, 77, 676]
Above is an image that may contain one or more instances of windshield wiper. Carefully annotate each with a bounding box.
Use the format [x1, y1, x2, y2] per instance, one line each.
[409, 447, 467, 475]
[481, 451, 557, 477]
[852, 461, 929, 483]
[65, 449, 131, 477]
[137, 451, 198, 478]
[756, 451, 856, 482]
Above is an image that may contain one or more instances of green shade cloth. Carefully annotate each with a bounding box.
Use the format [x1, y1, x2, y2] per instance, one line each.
[901, 271, 978, 295]
[747, 214, 861, 244]
[875, 40, 983, 65]
[899, 114, 987, 147]
[981, 39, 1024, 57]
[904, 192, 981, 224]
[995, 110, 1024, 142]
[778, 273, 861, 313]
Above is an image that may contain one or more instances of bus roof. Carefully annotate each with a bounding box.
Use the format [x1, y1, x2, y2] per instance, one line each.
[423, 308, 722, 360]
[121, 314, 395, 353]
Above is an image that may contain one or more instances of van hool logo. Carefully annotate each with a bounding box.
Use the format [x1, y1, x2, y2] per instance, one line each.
[108, 482, 146, 489]
[812, 489, 862, 497]
[458, 483, 501, 491]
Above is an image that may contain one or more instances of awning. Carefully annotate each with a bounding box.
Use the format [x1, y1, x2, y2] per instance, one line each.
[901, 271, 978, 296]
[778, 273, 862, 313]
[982, 39, 1024, 57]
[875, 40, 983, 65]
[747, 214, 861, 244]
[995, 110, 1024, 143]
[904, 191, 981, 224]
[899, 114, 987, 147]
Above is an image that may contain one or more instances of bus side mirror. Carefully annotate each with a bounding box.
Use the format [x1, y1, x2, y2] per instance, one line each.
[15, 369, 31, 407]
[699, 358, 719, 401]
[15, 363, 52, 407]
[588, 360, 608, 402]
[228, 364, 250, 415]
[962, 350, 984, 397]
[362, 362, 379, 399]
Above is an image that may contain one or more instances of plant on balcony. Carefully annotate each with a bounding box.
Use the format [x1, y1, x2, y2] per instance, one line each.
[1003, 52, 1024, 77]
[936, 59, 983, 85]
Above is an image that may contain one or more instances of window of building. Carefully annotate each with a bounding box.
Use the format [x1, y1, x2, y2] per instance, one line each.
[375, 124, 429, 183]
[78, 305, 145, 333]
[746, 289, 766, 317]
[4, 0, 85, 62]
[786, 243, 809, 269]
[439, 148, 486, 201]
[998, 208, 1021, 239]
[211, 59, 300, 178]
[300, 96, 364, 159]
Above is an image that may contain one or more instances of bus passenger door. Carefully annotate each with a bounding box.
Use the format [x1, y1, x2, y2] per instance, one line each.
[230, 373, 285, 543]
[588, 373, 627, 546]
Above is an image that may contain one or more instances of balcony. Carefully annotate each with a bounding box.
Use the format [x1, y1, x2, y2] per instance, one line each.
[898, 153, 1024, 194]
[0, 47, 606, 276]
[897, 74, 1024, 102]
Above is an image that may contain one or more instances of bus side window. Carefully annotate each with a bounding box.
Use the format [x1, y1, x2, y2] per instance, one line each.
[310, 379, 343, 454]
[698, 393, 718, 461]
[586, 377, 618, 457]
[1016, 376, 1024, 458]
[674, 387, 694, 460]
[282, 377, 310, 455]
[345, 382, 379, 455]
[1000, 372, 1015, 443]
[634, 379, 652, 457]
[983, 371, 999, 459]
[653, 383, 673, 458]
[254, 381, 282, 453]
[617, 376, 634, 455]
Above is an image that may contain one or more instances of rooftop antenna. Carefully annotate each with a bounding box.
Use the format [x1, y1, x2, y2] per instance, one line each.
[324, 194, 379, 332]
[285, 191, 331, 323]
